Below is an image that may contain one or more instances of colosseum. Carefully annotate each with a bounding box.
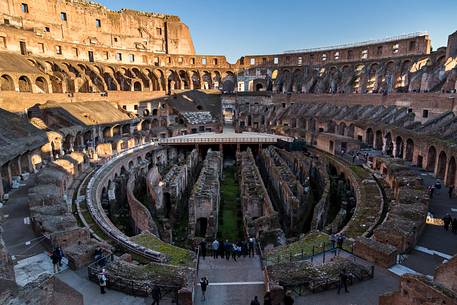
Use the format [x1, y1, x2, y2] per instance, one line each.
[0, 1, 456, 305]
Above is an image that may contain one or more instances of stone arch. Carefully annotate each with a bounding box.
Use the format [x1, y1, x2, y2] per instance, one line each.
[112, 125, 121, 137]
[167, 70, 181, 91]
[437, 151, 447, 178]
[191, 71, 201, 89]
[375, 130, 383, 150]
[18, 75, 32, 92]
[222, 71, 236, 92]
[121, 124, 130, 135]
[382, 61, 397, 93]
[292, 69, 303, 93]
[195, 217, 208, 237]
[405, 138, 414, 161]
[327, 120, 336, 133]
[347, 123, 355, 138]
[212, 71, 222, 89]
[1, 74, 15, 91]
[102, 71, 118, 91]
[395, 136, 404, 158]
[133, 81, 142, 91]
[179, 70, 191, 89]
[50, 76, 63, 93]
[426, 146, 437, 171]
[446, 156, 456, 187]
[202, 71, 212, 90]
[397, 60, 412, 90]
[366, 128, 374, 147]
[338, 122, 347, 136]
[35, 76, 49, 93]
[145, 69, 160, 91]
[154, 69, 166, 91]
[366, 63, 379, 93]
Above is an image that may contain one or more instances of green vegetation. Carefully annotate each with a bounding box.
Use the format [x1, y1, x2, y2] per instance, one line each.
[218, 166, 243, 241]
[132, 232, 195, 267]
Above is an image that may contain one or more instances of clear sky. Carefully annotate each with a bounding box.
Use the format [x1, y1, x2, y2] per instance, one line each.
[98, 0, 456, 63]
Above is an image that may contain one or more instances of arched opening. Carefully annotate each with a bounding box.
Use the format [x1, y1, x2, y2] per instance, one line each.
[179, 70, 190, 89]
[395, 136, 404, 158]
[112, 125, 121, 137]
[121, 125, 130, 135]
[338, 122, 347, 136]
[18, 76, 32, 92]
[202, 71, 212, 90]
[102, 126, 112, 138]
[35, 77, 49, 93]
[446, 157, 456, 187]
[426, 146, 437, 171]
[167, 71, 181, 91]
[375, 130, 383, 150]
[347, 124, 355, 138]
[366, 128, 374, 147]
[405, 139, 414, 161]
[255, 83, 264, 91]
[191, 71, 201, 89]
[128, 160, 134, 170]
[222, 72, 235, 92]
[133, 81, 142, 91]
[327, 121, 336, 133]
[437, 151, 447, 178]
[163, 192, 171, 218]
[1, 74, 15, 91]
[195, 217, 208, 237]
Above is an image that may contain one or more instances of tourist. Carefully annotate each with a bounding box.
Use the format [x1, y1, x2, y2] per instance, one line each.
[283, 290, 294, 305]
[98, 269, 108, 294]
[263, 292, 272, 305]
[428, 185, 435, 199]
[250, 296, 260, 305]
[452, 217, 457, 234]
[241, 240, 248, 257]
[56, 246, 64, 267]
[443, 214, 452, 231]
[200, 277, 209, 301]
[231, 243, 238, 262]
[50, 248, 61, 273]
[336, 234, 344, 249]
[330, 233, 337, 249]
[248, 237, 255, 257]
[200, 240, 207, 259]
[337, 269, 349, 294]
[224, 240, 231, 260]
[151, 285, 161, 305]
[435, 179, 442, 190]
[449, 186, 454, 198]
[218, 239, 224, 259]
[212, 239, 219, 259]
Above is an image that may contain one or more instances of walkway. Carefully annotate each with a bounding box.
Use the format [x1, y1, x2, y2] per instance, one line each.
[0, 174, 47, 260]
[194, 256, 265, 305]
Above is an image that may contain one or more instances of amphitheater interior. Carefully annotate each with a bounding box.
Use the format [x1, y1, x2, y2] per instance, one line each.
[1, 1, 457, 305]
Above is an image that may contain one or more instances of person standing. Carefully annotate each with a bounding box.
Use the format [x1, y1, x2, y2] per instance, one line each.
[57, 246, 64, 267]
[248, 237, 255, 257]
[151, 285, 161, 305]
[50, 249, 60, 273]
[250, 296, 260, 305]
[330, 233, 336, 250]
[98, 269, 108, 294]
[200, 277, 209, 301]
[212, 239, 219, 259]
[200, 240, 207, 259]
[452, 217, 457, 234]
[443, 214, 452, 231]
[284, 291, 294, 305]
[231, 243, 237, 262]
[224, 240, 231, 260]
[449, 186, 454, 199]
[337, 269, 349, 294]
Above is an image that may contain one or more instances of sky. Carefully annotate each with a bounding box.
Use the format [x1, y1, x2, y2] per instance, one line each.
[98, 0, 457, 63]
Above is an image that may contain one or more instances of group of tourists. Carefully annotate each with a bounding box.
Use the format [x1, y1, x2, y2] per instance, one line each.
[330, 233, 346, 250]
[249, 291, 294, 305]
[199, 237, 257, 261]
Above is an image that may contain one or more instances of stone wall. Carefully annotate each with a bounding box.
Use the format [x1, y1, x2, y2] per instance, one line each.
[238, 148, 283, 243]
[353, 237, 397, 268]
[435, 255, 457, 293]
[188, 149, 222, 239]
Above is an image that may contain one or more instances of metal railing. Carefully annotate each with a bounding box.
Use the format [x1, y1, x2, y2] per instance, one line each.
[87, 255, 181, 301]
[283, 32, 429, 54]
[160, 136, 286, 144]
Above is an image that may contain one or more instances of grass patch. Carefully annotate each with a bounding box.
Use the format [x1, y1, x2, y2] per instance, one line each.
[132, 232, 195, 267]
[218, 166, 243, 241]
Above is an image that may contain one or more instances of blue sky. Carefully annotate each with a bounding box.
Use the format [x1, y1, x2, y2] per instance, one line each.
[99, 0, 456, 63]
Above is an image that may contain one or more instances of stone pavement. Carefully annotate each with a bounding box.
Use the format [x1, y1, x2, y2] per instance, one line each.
[14, 251, 69, 286]
[194, 255, 265, 305]
[294, 267, 399, 305]
[0, 175, 47, 259]
[398, 169, 457, 277]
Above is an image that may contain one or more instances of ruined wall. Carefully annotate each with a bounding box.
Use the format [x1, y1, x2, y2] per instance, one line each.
[127, 165, 159, 235]
[188, 149, 221, 239]
[434, 255, 457, 293]
[238, 148, 282, 242]
[0, 0, 194, 55]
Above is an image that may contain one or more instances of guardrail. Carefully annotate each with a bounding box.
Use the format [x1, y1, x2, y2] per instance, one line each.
[159, 136, 285, 145]
[85, 141, 168, 262]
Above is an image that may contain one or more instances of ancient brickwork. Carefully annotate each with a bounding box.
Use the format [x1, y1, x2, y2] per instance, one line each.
[238, 148, 282, 244]
[188, 150, 222, 239]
